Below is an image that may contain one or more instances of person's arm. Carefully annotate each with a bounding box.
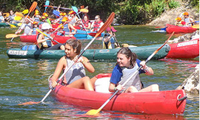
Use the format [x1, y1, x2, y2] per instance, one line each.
[109, 65, 123, 92]
[37, 33, 49, 44]
[87, 22, 91, 30]
[51, 56, 66, 87]
[140, 60, 154, 75]
[79, 56, 95, 73]
[68, 23, 77, 34]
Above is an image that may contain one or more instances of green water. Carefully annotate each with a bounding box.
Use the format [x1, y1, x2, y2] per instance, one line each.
[0, 26, 199, 119]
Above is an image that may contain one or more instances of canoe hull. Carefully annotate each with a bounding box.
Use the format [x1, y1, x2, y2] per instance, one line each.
[52, 83, 186, 114]
[166, 24, 197, 34]
[20, 34, 75, 44]
[166, 38, 199, 59]
[0, 22, 18, 27]
[7, 44, 170, 60]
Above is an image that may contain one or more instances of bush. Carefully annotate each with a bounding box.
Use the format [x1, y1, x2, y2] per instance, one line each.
[168, 0, 180, 8]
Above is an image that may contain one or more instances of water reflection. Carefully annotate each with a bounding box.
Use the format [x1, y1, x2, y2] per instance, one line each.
[48, 102, 186, 120]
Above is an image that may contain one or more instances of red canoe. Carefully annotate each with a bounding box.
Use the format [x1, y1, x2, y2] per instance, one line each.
[20, 34, 76, 45]
[166, 38, 199, 59]
[52, 73, 186, 114]
[166, 24, 197, 34]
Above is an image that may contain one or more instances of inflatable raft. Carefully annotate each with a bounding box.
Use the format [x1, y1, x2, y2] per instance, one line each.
[166, 38, 199, 59]
[51, 73, 186, 114]
[7, 44, 170, 60]
[166, 24, 197, 34]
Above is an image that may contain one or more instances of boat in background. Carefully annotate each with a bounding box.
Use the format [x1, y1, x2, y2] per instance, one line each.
[51, 73, 186, 114]
[7, 44, 170, 60]
[0, 22, 18, 28]
[20, 34, 76, 44]
[166, 24, 197, 34]
[166, 38, 199, 59]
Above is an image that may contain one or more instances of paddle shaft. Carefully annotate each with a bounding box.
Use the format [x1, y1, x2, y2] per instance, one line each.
[44, 5, 71, 10]
[36, 29, 60, 44]
[72, 6, 88, 32]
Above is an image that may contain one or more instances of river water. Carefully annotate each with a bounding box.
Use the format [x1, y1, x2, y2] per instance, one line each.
[0, 26, 199, 120]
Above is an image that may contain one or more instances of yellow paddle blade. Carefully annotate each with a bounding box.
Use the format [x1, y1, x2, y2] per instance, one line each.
[22, 9, 29, 14]
[14, 16, 22, 21]
[15, 12, 24, 17]
[80, 8, 89, 13]
[192, 24, 199, 29]
[9, 24, 16, 28]
[86, 109, 101, 116]
[5, 34, 20, 38]
[18, 101, 40, 105]
[17, 23, 22, 26]
[3, 13, 9, 18]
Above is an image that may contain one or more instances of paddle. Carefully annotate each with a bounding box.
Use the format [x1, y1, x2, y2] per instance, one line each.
[11, 1, 37, 42]
[7, 23, 16, 28]
[72, 6, 88, 31]
[5, 34, 23, 38]
[44, 5, 71, 10]
[44, 0, 50, 13]
[36, 29, 60, 44]
[18, 12, 115, 106]
[36, 6, 42, 14]
[86, 31, 175, 116]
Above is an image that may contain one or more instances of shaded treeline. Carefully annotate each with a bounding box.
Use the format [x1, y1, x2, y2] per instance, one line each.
[0, 0, 198, 24]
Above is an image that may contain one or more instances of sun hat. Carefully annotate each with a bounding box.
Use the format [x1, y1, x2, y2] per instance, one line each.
[43, 12, 48, 17]
[175, 17, 182, 21]
[42, 22, 52, 30]
[61, 16, 68, 22]
[183, 12, 189, 16]
[33, 21, 38, 24]
[68, 10, 76, 15]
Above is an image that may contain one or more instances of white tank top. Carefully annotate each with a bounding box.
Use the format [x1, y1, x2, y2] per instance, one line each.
[64, 58, 86, 84]
[119, 63, 141, 91]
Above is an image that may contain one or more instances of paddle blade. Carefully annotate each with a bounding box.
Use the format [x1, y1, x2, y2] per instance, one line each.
[72, 6, 78, 13]
[9, 24, 16, 28]
[36, 6, 42, 14]
[80, 8, 89, 13]
[6, 34, 19, 38]
[18, 101, 40, 105]
[29, 1, 37, 12]
[44, 0, 50, 12]
[192, 24, 199, 29]
[86, 109, 101, 116]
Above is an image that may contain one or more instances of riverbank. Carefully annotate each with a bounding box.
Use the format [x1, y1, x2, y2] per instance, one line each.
[147, 4, 199, 26]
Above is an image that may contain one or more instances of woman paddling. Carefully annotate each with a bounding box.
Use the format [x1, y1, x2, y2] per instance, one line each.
[51, 39, 95, 91]
[37, 22, 65, 50]
[109, 47, 159, 93]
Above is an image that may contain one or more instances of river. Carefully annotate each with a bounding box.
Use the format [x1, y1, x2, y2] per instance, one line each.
[0, 25, 199, 119]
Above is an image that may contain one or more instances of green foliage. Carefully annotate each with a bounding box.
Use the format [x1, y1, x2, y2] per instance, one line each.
[168, 0, 180, 8]
[151, 0, 165, 16]
[190, 0, 199, 9]
[0, 0, 197, 24]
